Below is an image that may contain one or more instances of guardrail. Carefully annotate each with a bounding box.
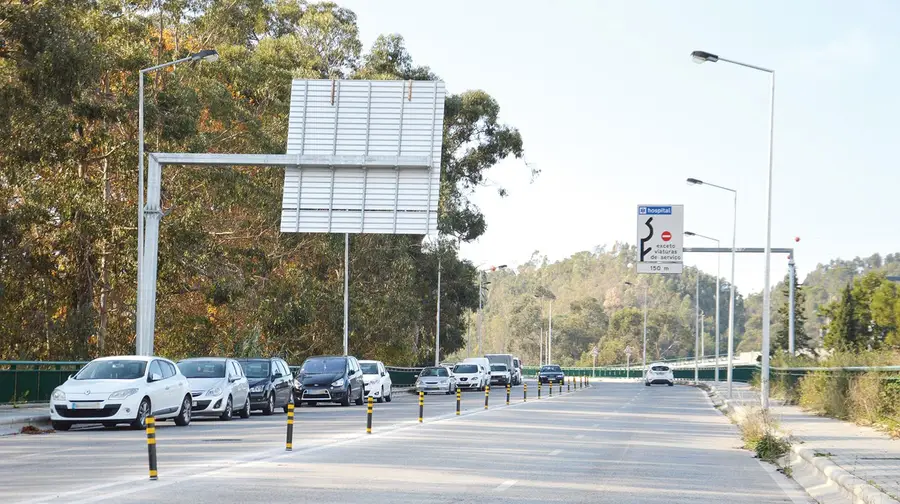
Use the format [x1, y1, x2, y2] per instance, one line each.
[0, 361, 86, 404]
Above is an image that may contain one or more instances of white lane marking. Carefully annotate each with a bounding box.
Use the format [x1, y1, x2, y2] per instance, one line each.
[575, 434, 585, 439]
[494, 480, 518, 492]
[549, 449, 563, 456]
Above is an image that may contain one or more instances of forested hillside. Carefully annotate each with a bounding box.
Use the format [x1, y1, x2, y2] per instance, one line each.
[473, 247, 900, 367]
[0, 0, 527, 365]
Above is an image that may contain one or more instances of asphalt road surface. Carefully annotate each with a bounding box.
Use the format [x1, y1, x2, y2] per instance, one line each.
[0, 381, 812, 503]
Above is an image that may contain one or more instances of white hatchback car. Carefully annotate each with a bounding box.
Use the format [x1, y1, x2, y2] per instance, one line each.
[359, 360, 393, 403]
[452, 362, 487, 391]
[50, 356, 193, 430]
[644, 363, 675, 386]
[177, 358, 251, 420]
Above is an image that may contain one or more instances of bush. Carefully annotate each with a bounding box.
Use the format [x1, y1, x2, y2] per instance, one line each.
[849, 372, 883, 425]
[739, 407, 790, 462]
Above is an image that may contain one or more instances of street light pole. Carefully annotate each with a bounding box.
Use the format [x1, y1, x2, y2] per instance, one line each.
[686, 178, 737, 397]
[691, 50, 775, 409]
[695, 270, 700, 383]
[435, 256, 441, 366]
[136, 49, 218, 355]
[685, 231, 721, 382]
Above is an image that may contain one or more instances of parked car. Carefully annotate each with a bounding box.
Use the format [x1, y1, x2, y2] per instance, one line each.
[237, 357, 293, 415]
[293, 355, 365, 407]
[538, 364, 565, 384]
[49, 355, 192, 431]
[644, 363, 675, 386]
[177, 358, 250, 420]
[489, 363, 511, 386]
[359, 359, 393, 403]
[485, 354, 521, 385]
[452, 363, 487, 391]
[416, 366, 457, 394]
[462, 357, 492, 388]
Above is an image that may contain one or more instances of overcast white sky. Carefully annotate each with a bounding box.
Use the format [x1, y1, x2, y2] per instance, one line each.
[341, 0, 900, 294]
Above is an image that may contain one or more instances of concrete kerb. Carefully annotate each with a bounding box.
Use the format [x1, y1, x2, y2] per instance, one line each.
[696, 382, 898, 504]
[0, 405, 51, 436]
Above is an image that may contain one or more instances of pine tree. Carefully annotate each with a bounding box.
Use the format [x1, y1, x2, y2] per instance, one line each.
[822, 284, 857, 350]
[773, 270, 809, 352]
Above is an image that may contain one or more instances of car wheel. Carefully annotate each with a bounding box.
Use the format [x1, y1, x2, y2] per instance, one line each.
[174, 395, 192, 426]
[220, 395, 233, 421]
[239, 396, 251, 419]
[354, 387, 364, 406]
[52, 421, 72, 431]
[262, 393, 275, 415]
[130, 397, 151, 430]
[385, 386, 392, 402]
[644, 381, 651, 387]
[377, 386, 385, 403]
[668, 381, 674, 387]
[340, 388, 351, 407]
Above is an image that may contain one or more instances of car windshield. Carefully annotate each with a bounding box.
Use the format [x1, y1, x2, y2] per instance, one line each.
[301, 357, 347, 374]
[541, 366, 562, 372]
[651, 366, 670, 372]
[178, 361, 226, 378]
[491, 364, 508, 372]
[420, 367, 448, 377]
[453, 364, 478, 374]
[360, 362, 379, 374]
[75, 360, 146, 380]
[239, 360, 270, 379]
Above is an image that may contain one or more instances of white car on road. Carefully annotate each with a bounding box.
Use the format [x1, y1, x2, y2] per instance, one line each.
[50, 356, 193, 430]
[644, 363, 675, 386]
[359, 360, 393, 402]
[452, 362, 487, 390]
[177, 358, 251, 420]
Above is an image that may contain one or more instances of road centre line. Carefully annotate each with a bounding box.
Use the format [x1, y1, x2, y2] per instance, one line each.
[40, 387, 581, 504]
[494, 480, 518, 492]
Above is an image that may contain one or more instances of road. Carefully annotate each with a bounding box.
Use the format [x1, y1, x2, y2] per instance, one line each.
[0, 381, 812, 503]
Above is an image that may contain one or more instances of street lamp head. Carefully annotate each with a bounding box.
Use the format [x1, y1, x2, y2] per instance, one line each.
[686, 177, 704, 186]
[190, 49, 219, 63]
[691, 50, 719, 64]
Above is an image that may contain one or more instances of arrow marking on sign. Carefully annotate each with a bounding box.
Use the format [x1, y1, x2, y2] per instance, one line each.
[639, 217, 654, 261]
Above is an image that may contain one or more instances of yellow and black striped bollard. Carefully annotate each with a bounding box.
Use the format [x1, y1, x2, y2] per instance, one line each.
[523, 382, 528, 402]
[549, 380, 552, 397]
[567, 377, 571, 392]
[418, 391, 424, 423]
[146, 416, 158, 480]
[506, 383, 511, 405]
[538, 381, 542, 399]
[285, 403, 295, 450]
[455, 388, 461, 416]
[559, 378, 563, 395]
[366, 396, 373, 434]
[484, 385, 490, 410]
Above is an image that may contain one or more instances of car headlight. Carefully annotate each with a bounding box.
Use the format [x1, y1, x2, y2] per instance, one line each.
[331, 378, 346, 387]
[293, 379, 301, 389]
[108, 388, 138, 400]
[51, 388, 66, 401]
[250, 385, 265, 393]
[438, 379, 449, 385]
[206, 387, 223, 397]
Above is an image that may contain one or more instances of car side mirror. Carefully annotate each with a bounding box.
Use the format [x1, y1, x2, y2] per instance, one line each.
[148, 373, 162, 383]
[273, 373, 282, 380]
[380, 371, 386, 377]
[229, 376, 240, 383]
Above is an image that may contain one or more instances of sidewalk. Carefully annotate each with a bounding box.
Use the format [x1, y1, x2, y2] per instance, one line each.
[706, 381, 899, 503]
[0, 403, 51, 436]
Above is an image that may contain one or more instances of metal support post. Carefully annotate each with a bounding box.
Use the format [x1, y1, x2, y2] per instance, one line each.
[344, 233, 349, 355]
[789, 257, 796, 356]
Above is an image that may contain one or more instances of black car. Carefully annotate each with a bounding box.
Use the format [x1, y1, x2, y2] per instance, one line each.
[538, 365, 565, 384]
[293, 355, 365, 407]
[237, 357, 293, 415]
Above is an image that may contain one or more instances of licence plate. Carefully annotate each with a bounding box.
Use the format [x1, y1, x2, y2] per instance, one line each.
[71, 402, 102, 410]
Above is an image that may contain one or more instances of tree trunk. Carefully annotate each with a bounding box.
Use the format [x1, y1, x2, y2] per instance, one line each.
[98, 155, 110, 353]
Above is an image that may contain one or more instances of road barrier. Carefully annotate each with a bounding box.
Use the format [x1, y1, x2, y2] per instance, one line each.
[506, 384, 511, 405]
[524, 383, 527, 402]
[366, 397, 373, 434]
[285, 403, 295, 450]
[146, 416, 158, 481]
[455, 388, 461, 416]
[418, 391, 424, 423]
[558, 379, 563, 394]
[538, 381, 542, 399]
[484, 385, 490, 410]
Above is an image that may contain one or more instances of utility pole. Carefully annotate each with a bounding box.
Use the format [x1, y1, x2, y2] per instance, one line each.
[435, 257, 441, 366]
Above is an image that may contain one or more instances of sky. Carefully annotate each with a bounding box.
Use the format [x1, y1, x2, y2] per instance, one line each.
[339, 0, 900, 294]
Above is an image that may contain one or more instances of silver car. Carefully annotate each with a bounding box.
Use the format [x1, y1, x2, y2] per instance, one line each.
[415, 366, 457, 394]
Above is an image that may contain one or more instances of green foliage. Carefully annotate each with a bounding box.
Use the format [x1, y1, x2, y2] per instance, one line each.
[0, 1, 525, 365]
[476, 245, 743, 366]
[773, 269, 809, 352]
[821, 272, 899, 351]
[739, 408, 790, 462]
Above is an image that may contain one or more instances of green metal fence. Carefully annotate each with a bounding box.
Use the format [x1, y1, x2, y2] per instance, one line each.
[0, 361, 86, 404]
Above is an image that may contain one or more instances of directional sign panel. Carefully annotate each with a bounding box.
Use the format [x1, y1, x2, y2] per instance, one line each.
[636, 204, 684, 275]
